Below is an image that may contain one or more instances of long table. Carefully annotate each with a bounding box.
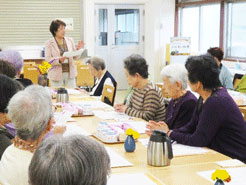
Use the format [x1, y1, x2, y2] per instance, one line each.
[64, 93, 244, 185]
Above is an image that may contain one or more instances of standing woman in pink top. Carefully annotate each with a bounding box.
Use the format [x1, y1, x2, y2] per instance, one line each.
[45, 19, 84, 88]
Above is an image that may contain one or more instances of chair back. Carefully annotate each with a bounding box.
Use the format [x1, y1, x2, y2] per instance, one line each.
[76, 64, 94, 87]
[233, 73, 244, 89]
[23, 64, 39, 84]
[101, 84, 117, 106]
[239, 107, 246, 120]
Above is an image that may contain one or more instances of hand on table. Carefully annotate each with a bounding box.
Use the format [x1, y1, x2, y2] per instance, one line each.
[146, 120, 169, 136]
[114, 103, 127, 113]
[74, 87, 89, 95]
[80, 89, 89, 95]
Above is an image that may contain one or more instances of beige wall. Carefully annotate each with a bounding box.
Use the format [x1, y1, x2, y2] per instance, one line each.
[83, 0, 175, 83]
[0, 0, 83, 47]
[0, 0, 175, 83]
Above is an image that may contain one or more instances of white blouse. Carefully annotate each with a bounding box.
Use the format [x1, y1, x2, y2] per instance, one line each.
[0, 144, 33, 185]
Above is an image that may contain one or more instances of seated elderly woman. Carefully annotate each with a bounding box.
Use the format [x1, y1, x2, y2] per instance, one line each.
[0, 59, 17, 78]
[0, 85, 55, 185]
[207, 47, 233, 89]
[147, 64, 197, 133]
[0, 50, 33, 87]
[85, 56, 116, 96]
[0, 74, 23, 159]
[148, 55, 246, 163]
[29, 135, 110, 185]
[114, 54, 166, 122]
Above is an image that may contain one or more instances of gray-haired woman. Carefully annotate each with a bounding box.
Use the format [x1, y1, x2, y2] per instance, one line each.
[114, 54, 166, 122]
[0, 85, 54, 185]
[146, 64, 197, 135]
[29, 135, 110, 185]
[85, 56, 116, 96]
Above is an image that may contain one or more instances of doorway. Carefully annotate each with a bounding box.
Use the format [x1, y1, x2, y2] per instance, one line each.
[95, 4, 145, 89]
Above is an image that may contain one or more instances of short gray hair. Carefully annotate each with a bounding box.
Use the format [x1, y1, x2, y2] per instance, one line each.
[161, 64, 188, 89]
[29, 135, 111, 185]
[0, 50, 24, 74]
[7, 85, 52, 140]
[86, 56, 105, 71]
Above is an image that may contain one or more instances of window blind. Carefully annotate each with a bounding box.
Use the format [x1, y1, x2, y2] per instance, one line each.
[0, 0, 82, 47]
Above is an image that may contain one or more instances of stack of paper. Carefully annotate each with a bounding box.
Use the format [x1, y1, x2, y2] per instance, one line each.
[105, 147, 132, 168]
[63, 48, 85, 57]
[228, 89, 246, 106]
[93, 111, 131, 121]
[107, 173, 162, 185]
[139, 138, 149, 147]
[172, 143, 209, 157]
[216, 159, 245, 168]
[127, 121, 146, 133]
[67, 89, 82, 95]
[63, 124, 91, 137]
[74, 101, 114, 110]
[197, 167, 246, 185]
[139, 139, 209, 157]
[54, 111, 73, 125]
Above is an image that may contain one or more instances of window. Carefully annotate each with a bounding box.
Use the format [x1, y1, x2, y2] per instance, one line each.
[180, 7, 199, 53]
[200, 4, 220, 52]
[177, 0, 246, 59]
[98, 9, 108, 46]
[226, 2, 246, 58]
[179, 4, 220, 53]
[115, 9, 140, 45]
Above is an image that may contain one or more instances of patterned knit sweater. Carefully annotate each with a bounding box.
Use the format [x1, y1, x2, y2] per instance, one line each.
[125, 81, 167, 122]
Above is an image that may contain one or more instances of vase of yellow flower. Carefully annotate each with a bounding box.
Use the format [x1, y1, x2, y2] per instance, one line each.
[124, 128, 140, 152]
[215, 179, 224, 185]
[36, 61, 51, 86]
[211, 170, 231, 185]
[38, 74, 48, 86]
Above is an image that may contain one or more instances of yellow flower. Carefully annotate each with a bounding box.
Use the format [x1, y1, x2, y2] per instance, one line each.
[126, 128, 140, 139]
[211, 170, 231, 182]
[126, 128, 134, 135]
[38, 61, 52, 75]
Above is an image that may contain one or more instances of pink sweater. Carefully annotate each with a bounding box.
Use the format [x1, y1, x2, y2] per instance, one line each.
[45, 37, 77, 81]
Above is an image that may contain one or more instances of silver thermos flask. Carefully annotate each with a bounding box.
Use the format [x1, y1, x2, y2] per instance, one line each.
[147, 130, 173, 167]
[56, 88, 69, 103]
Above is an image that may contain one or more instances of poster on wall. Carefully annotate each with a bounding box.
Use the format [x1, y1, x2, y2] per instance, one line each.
[56, 18, 74, 31]
[170, 37, 191, 65]
[170, 37, 191, 56]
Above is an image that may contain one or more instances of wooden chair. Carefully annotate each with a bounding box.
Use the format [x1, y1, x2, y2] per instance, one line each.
[23, 64, 39, 84]
[21, 62, 36, 74]
[101, 84, 117, 106]
[239, 107, 246, 120]
[233, 73, 243, 89]
[76, 64, 94, 88]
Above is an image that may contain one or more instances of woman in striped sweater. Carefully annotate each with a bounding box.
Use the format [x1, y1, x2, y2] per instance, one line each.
[114, 54, 166, 122]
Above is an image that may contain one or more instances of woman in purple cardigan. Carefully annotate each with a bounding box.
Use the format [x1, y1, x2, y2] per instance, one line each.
[147, 64, 197, 132]
[147, 55, 246, 163]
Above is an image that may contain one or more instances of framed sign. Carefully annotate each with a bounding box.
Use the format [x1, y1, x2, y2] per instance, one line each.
[170, 37, 191, 56]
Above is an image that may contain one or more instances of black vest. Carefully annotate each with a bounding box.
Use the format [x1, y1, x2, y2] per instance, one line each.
[93, 71, 117, 96]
